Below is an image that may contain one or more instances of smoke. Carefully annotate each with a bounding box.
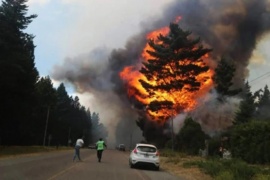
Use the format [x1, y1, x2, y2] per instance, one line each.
[159, 0, 270, 87]
[171, 90, 240, 135]
[51, 0, 270, 144]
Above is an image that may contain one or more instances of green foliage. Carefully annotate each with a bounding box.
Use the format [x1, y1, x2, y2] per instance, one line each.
[215, 171, 234, 180]
[212, 57, 241, 100]
[230, 120, 270, 164]
[208, 137, 222, 157]
[160, 148, 187, 158]
[234, 82, 256, 125]
[0, 0, 39, 145]
[184, 159, 259, 180]
[253, 174, 270, 180]
[0, 1, 100, 146]
[175, 117, 207, 155]
[255, 85, 270, 120]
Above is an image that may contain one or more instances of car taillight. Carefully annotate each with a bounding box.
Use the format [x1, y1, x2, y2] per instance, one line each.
[133, 148, 138, 154]
[155, 151, 160, 156]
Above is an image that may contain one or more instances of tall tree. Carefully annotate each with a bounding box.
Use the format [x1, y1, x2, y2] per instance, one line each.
[0, 0, 38, 145]
[139, 23, 211, 121]
[91, 112, 108, 143]
[51, 83, 71, 146]
[212, 57, 242, 101]
[234, 82, 256, 125]
[32, 76, 57, 145]
[255, 85, 270, 120]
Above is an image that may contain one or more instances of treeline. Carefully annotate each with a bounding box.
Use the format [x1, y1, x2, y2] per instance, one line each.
[170, 83, 270, 164]
[0, 0, 107, 146]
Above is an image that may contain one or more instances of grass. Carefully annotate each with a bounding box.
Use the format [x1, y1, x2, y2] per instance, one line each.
[182, 157, 270, 180]
[160, 149, 213, 180]
[160, 149, 270, 180]
[0, 146, 72, 158]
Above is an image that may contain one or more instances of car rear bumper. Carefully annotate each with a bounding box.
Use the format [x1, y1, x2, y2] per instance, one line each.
[130, 157, 160, 167]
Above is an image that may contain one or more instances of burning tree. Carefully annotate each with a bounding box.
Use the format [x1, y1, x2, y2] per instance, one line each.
[139, 23, 212, 123]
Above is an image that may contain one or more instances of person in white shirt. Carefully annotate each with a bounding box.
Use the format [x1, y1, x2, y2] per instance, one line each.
[73, 135, 84, 162]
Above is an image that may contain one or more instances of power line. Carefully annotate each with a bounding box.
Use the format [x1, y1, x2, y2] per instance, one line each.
[250, 71, 270, 84]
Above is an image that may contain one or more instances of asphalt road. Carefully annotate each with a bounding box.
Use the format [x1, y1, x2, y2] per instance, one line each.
[0, 149, 183, 180]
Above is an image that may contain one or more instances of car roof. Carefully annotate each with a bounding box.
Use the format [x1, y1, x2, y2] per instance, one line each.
[136, 143, 157, 148]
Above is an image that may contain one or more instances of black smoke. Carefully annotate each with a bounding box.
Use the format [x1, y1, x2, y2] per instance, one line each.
[52, 0, 270, 144]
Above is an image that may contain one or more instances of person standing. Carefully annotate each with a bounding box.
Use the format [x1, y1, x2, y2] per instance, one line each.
[96, 138, 107, 162]
[73, 135, 84, 162]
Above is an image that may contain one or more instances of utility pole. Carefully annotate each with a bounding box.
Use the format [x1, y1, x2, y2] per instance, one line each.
[43, 106, 50, 146]
[171, 116, 174, 151]
[68, 127, 71, 146]
[130, 133, 133, 150]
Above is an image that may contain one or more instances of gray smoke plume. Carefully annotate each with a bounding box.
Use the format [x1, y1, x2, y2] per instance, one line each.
[52, 0, 270, 143]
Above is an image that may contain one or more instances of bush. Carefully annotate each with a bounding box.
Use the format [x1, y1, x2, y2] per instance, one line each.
[183, 158, 259, 180]
[208, 137, 221, 157]
[230, 121, 270, 164]
[216, 171, 234, 180]
[175, 117, 207, 155]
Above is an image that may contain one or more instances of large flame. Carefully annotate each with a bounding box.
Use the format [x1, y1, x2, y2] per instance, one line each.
[120, 23, 214, 124]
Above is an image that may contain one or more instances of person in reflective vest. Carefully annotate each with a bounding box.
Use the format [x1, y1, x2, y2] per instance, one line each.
[96, 138, 107, 162]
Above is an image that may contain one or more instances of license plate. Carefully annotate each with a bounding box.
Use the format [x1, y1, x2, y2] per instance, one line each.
[144, 154, 149, 157]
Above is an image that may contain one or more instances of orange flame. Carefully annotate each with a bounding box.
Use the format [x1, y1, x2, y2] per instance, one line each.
[120, 22, 214, 124]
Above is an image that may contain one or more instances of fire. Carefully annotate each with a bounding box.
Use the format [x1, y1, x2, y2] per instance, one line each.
[120, 23, 214, 124]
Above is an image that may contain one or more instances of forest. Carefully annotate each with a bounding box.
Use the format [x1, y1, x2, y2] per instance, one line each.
[0, 0, 107, 146]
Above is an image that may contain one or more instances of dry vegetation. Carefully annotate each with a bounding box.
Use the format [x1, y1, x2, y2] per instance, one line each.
[160, 155, 212, 180]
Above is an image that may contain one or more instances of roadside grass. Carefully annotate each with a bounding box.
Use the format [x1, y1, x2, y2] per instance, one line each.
[160, 149, 270, 180]
[160, 149, 212, 180]
[0, 146, 72, 158]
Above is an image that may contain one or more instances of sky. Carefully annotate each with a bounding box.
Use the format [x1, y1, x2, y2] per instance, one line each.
[20, 0, 270, 144]
[26, 0, 174, 76]
[25, 0, 270, 92]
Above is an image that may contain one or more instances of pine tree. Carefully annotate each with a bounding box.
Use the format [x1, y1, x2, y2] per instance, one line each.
[139, 23, 211, 121]
[234, 82, 256, 125]
[212, 57, 242, 101]
[0, 0, 38, 145]
[52, 83, 71, 145]
[256, 85, 270, 120]
[91, 112, 108, 142]
[32, 76, 57, 145]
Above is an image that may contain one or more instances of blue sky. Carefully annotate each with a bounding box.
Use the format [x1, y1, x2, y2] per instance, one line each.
[25, 0, 270, 94]
[26, 0, 173, 76]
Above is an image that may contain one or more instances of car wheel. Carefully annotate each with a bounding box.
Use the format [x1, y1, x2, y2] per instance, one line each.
[155, 166, 159, 171]
[129, 160, 134, 168]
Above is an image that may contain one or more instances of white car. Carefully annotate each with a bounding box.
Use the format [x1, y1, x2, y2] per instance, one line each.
[129, 143, 160, 170]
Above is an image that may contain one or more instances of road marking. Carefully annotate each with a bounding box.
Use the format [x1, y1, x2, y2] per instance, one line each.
[48, 155, 93, 180]
[48, 164, 76, 180]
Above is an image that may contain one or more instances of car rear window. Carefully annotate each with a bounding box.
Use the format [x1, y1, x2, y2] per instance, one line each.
[137, 146, 156, 153]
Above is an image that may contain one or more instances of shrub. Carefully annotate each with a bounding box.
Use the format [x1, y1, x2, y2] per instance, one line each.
[230, 121, 270, 164]
[175, 117, 207, 155]
[183, 158, 259, 180]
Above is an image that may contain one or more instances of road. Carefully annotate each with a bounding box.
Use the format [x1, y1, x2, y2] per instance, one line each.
[0, 149, 183, 180]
